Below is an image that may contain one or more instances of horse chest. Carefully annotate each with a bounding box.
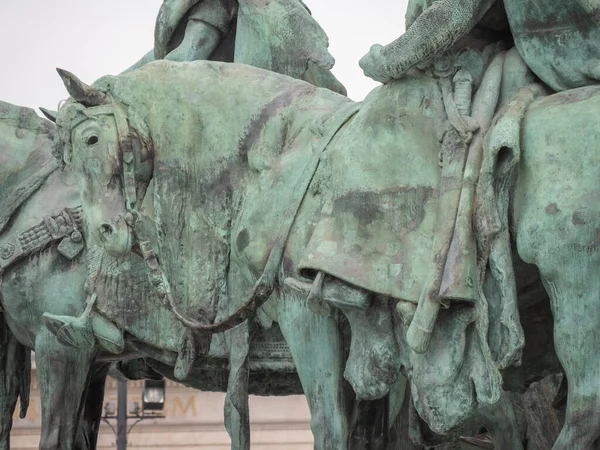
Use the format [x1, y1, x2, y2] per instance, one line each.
[93, 256, 187, 352]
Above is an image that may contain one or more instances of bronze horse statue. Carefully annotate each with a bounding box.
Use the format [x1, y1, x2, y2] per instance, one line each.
[51, 55, 596, 449]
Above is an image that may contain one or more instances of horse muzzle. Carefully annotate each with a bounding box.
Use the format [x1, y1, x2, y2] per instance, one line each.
[96, 214, 135, 256]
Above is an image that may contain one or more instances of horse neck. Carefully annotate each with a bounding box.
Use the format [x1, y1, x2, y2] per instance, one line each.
[143, 79, 320, 190]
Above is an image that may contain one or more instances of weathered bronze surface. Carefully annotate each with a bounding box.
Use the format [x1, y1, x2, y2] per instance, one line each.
[3, 0, 600, 449]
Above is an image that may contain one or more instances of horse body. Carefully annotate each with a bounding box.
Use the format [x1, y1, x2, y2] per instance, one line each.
[56, 61, 358, 449]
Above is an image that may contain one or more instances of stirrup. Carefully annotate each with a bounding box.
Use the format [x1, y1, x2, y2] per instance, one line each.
[42, 293, 124, 354]
[43, 293, 97, 350]
[42, 312, 125, 354]
[43, 312, 95, 350]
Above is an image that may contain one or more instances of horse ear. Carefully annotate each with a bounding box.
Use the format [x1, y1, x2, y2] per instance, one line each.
[39, 107, 57, 123]
[56, 68, 106, 106]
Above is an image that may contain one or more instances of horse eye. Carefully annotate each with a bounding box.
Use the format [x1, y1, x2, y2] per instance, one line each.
[87, 136, 99, 146]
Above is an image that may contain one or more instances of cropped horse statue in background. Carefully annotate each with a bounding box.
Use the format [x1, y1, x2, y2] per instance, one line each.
[0, 100, 113, 450]
[356, 0, 600, 447]
[49, 55, 594, 449]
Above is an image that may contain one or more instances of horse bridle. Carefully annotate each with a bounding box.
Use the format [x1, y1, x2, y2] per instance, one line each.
[64, 101, 146, 215]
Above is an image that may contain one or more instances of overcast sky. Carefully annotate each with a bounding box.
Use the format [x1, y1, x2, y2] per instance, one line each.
[0, 1, 408, 111]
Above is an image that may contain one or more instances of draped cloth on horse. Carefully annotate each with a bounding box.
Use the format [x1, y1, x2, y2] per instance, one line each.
[234, 0, 344, 92]
[294, 62, 528, 433]
[298, 75, 446, 304]
[293, 73, 505, 433]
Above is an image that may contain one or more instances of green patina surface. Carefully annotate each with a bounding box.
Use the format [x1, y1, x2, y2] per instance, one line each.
[3, 0, 600, 449]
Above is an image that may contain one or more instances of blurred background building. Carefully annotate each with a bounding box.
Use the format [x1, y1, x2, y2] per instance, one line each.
[11, 358, 313, 449]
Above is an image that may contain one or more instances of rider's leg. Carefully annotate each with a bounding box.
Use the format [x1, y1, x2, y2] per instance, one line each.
[123, 49, 156, 73]
[166, 20, 221, 62]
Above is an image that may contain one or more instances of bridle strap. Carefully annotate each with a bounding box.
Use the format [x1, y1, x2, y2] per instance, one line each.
[76, 102, 141, 213]
[115, 114, 139, 213]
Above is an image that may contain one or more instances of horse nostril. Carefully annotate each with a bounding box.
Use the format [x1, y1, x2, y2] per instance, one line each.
[100, 223, 114, 235]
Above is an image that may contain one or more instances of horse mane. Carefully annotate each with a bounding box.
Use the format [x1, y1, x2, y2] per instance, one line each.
[96, 59, 345, 145]
[86, 60, 337, 181]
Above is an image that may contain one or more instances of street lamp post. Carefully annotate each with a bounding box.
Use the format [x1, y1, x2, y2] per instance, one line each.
[116, 380, 128, 450]
[103, 379, 167, 449]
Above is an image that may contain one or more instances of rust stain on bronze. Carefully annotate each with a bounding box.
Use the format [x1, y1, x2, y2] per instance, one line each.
[572, 211, 586, 225]
[545, 203, 560, 215]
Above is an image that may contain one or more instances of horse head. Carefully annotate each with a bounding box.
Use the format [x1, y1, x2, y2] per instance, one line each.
[54, 69, 153, 257]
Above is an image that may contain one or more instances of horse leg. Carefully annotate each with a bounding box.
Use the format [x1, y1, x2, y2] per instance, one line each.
[74, 363, 110, 450]
[0, 313, 30, 450]
[520, 224, 600, 448]
[36, 328, 96, 450]
[0, 392, 14, 450]
[473, 390, 524, 449]
[541, 270, 600, 450]
[278, 293, 349, 450]
[350, 399, 389, 450]
[350, 375, 409, 450]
